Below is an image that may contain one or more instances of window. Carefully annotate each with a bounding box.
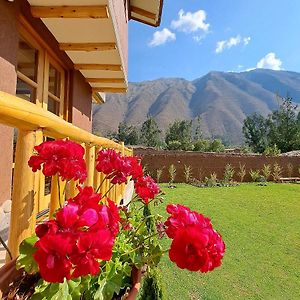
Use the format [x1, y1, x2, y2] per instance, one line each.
[16, 29, 66, 118]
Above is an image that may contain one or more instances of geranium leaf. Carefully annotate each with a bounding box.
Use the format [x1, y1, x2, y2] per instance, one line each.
[16, 234, 39, 273]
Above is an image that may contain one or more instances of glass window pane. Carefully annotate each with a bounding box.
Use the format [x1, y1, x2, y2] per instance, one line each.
[16, 78, 36, 103]
[49, 64, 61, 97]
[48, 97, 60, 116]
[17, 36, 38, 82]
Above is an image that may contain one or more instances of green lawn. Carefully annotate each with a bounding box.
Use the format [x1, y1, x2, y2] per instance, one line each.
[156, 183, 300, 300]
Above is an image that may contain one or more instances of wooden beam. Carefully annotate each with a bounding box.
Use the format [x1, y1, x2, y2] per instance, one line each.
[93, 87, 127, 93]
[74, 64, 122, 71]
[31, 6, 109, 19]
[87, 78, 125, 84]
[130, 5, 157, 20]
[59, 43, 116, 52]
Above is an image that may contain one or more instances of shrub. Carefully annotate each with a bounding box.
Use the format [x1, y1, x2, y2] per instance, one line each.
[183, 165, 193, 183]
[210, 139, 225, 153]
[156, 168, 164, 183]
[272, 163, 283, 182]
[237, 163, 246, 182]
[264, 144, 281, 156]
[249, 169, 260, 182]
[168, 164, 177, 186]
[223, 164, 235, 184]
[193, 139, 210, 151]
[262, 164, 271, 181]
[205, 173, 218, 187]
[287, 163, 294, 177]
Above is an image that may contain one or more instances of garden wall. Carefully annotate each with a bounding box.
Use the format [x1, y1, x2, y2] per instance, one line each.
[134, 148, 300, 183]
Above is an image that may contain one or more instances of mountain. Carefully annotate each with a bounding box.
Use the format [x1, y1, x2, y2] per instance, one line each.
[92, 69, 300, 144]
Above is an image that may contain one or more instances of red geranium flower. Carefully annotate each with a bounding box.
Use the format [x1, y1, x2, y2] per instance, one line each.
[34, 233, 74, 283]
[125, 156, 143, 180]
[28, 140, 87, 183]
[134, 176, 160, 204]
[165, 204, 211, 239]
[35, 220, 58, 238]
[70, 230, 115, 278]
[169, 225, 225, 273]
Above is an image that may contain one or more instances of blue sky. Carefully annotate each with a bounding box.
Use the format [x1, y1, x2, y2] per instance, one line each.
[128, 0, 300, 82]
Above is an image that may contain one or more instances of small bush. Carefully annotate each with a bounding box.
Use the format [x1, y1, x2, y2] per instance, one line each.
[183, 165, 193, 183]
[237, 163, 246, 182]
[272, 163, 283, 182]
[205, 172, 218, 187]
[287, 163, 293, 177]
[262, 164, 271, 181]
[223, 164, 235, 184]
[249, 169, 260, 182]
[264, 144, 281, 156]
[168, 164, 176, 186]
[156, 168, 164, 183]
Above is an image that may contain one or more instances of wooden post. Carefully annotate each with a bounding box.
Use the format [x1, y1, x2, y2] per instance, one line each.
[7, 130, 36, 259]
[49, 176, 66, 218]
[94, 147, 101, 190]
[86, 144, 96, 187]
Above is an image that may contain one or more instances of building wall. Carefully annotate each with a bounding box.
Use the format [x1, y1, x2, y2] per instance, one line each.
[0, 1, 18, 205]
[134, 149, 300, 183]
[71, 71, 93, 132]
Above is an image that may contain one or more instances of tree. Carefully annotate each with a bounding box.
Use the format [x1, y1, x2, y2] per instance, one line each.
[267, 96, 300, 152]
[165, 120, 194, 150]
[140, 116, 161, 147]
[242, 95, 300, 153]
[242, 113, 269, 153]
[111, 122, 139, 145]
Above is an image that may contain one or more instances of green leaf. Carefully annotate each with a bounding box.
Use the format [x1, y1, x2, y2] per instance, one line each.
[16, 234, 39, 273]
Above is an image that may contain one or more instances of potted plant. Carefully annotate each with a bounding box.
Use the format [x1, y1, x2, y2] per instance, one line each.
[0, 140, 225, 299]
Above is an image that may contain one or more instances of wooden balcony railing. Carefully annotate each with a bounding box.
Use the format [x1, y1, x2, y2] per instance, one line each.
[0, 91, 133, 259]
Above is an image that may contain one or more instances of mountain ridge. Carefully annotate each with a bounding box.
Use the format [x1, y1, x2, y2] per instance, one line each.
[92, 69, 300, 144]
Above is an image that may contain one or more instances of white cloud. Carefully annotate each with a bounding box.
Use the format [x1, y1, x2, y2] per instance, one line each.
[148, 28, 176, 47]
[243, 37, 251, 45]
[215, 35, 251, 54]
[256, 52, 282, 70]
[171, 9, 210, 33]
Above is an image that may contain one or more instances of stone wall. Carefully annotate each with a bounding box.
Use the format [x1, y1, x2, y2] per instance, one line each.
[134, 149, 300, 183]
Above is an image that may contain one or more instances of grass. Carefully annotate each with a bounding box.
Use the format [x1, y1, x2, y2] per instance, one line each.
[156, 183, 300, 300]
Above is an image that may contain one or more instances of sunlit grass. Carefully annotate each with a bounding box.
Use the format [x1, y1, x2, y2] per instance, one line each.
[156, 183, 300, 300]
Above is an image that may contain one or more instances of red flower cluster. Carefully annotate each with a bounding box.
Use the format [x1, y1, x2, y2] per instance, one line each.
[96, 149, 143, 184]
[33, 187, 120, 283]
[96, 149, 159, 204]
[28, 140, 87, 183]
[134, 176, 160, 204]
[165, 204, 225, 273]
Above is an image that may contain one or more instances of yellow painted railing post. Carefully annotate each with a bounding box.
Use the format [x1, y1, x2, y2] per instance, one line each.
[7, 130, 36, 260]
[94, 147, 101, 191]
[49, 176, 66, 218]
[86, 144, 96, 187]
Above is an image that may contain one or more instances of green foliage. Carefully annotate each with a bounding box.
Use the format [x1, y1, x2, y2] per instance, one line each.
[31, 278, 84, 300]
[262, 164, 272, 181]
[16, 234, 39, 274]
[263, 144, 281, 156]
[287, 163, 294, 177]
[168, 164, 176, 185]
[193, 139, 210, 151]
[165, 120, 194, 151]
[237, 163, 246, 182]
[183, 165, 193, 183]
[138, 268, 166, 300]
[111, 122, 139, 145]
[243, 95, 300, 153]
[249, 169, 260, 182]
[210, 139, 225, 152]
[223, 164, 235, 184]
[272, 163, 283, 182]
[140, 116, 162, 148]
[243, 113, 269, 153]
